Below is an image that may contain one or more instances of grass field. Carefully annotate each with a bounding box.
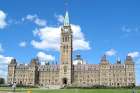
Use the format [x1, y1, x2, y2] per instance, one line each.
[30, 89, 140, 93]
[0, 87, 140, 93]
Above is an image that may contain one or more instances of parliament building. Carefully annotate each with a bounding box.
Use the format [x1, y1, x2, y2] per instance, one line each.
[7, 11, 135, 88]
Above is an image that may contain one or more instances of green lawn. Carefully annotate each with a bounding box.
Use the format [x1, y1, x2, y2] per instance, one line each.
[0, 87, 140, 93]
[31, 89, 140, 93]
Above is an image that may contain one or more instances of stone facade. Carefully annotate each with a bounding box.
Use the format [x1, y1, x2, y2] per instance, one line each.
[7, 11, 135, 87]
[7, 59, 39, 86]
[60, 11, 73, 86]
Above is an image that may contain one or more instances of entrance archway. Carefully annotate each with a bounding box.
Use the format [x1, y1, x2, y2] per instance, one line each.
[62, 78, 67, 85]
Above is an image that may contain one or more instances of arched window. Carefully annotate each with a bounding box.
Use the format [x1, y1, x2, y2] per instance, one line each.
[63, 45, 68, 53]
[65, 37, 67, 42]
[64, 66, 67, 73]
[63, 46, 65, 52]
[63, 37, 64, 42]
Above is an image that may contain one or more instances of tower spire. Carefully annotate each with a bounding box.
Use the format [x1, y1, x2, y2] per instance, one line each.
[64, 0, 70, 26]
[116, 56, 121, 64]
[64, 11, 70, 26]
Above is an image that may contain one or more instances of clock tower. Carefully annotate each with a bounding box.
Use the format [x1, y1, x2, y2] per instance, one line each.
[60, 11, 73, 86]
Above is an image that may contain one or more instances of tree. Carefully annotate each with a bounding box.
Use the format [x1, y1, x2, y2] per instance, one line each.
[0, 78, 5, 84]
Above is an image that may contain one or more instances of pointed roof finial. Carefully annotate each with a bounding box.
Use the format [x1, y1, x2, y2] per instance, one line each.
[126, 55, 133, 61]
[101, 54, 107, 61]
[116, 56, 121, 61]
[64, 11, 70, 26]
[116, 56, 121, 64]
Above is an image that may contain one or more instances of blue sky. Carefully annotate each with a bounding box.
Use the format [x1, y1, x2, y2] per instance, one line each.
[0, 0, 140, 85]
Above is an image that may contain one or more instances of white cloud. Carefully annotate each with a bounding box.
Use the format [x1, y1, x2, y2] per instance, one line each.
[0, 43, 3, 52]
[37, 51, 55, 61]
[122, 26, 140, 33]
[0, 10, 7, 29]
[31, 24, 90, 51]
[26, 14, 37, 21]
[34, 18, 47, 27]
[19, 41, 27, 47]
[31, 26, 60, 51]
[128, 51, 140, 58]
[55, 14, 64, 23]
[0, 55, 13, 79]
[37, 51, 55, 65]
[0, 55, 13, 64]
[121, 26, 140, 39]
[24, 14, 47, 27]
[105, 49, 117, 56]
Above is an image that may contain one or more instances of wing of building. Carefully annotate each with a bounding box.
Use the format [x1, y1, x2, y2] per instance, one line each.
[7, 11, 135, 88]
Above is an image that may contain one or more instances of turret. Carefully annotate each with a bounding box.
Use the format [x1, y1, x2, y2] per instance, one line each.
[7, 58, 17, 84]
[99, 55, 110, 86]
[125, 55, 134, 65]
[116, 57, 121, 64]
[29, 58, 39, 85]
[10, 59, 17, 65]
[60, 10, 73, 85]
[73, 54, 85, 65]
[30, 58, 39, 66]
[100, 55, 109, 64]
[125, 55, 135, 86]
[64, 11, 70, 26]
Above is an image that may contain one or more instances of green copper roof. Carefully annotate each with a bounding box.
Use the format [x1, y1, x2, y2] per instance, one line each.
[64, 11, 69, 26]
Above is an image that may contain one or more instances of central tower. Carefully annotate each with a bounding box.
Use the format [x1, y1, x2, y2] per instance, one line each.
[60, 11, 73, 86]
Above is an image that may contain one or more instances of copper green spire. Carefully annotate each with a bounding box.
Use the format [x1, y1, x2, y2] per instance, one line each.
[64, 11, 70, 26]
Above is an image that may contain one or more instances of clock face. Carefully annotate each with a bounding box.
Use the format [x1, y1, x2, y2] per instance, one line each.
[64, 29, 68, 32]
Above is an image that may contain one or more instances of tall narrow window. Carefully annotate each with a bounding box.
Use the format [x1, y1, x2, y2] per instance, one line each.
[64, 66, 67, 73]
[67, 37, 69, 42]
[63, 37, 64, 42]
[63, 46, 65, 52]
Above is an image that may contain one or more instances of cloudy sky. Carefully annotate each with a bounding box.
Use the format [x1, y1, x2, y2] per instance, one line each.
[0, 0, 140, 85]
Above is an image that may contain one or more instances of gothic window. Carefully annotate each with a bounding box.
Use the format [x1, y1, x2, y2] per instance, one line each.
[63, 45, 68, 53]
[63, 46, 65, 52]
[66, 37, 68, 42]
[63, 37, 64, 42]
[129, 72, 132, 76]
[67, 37, 69, 42]
[64, 66, 67, 73]
[65, 37, 67, 42]
[65, 46, 67, 53]
[62, 36, 70, 42]
[66, 45, 68, 53]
